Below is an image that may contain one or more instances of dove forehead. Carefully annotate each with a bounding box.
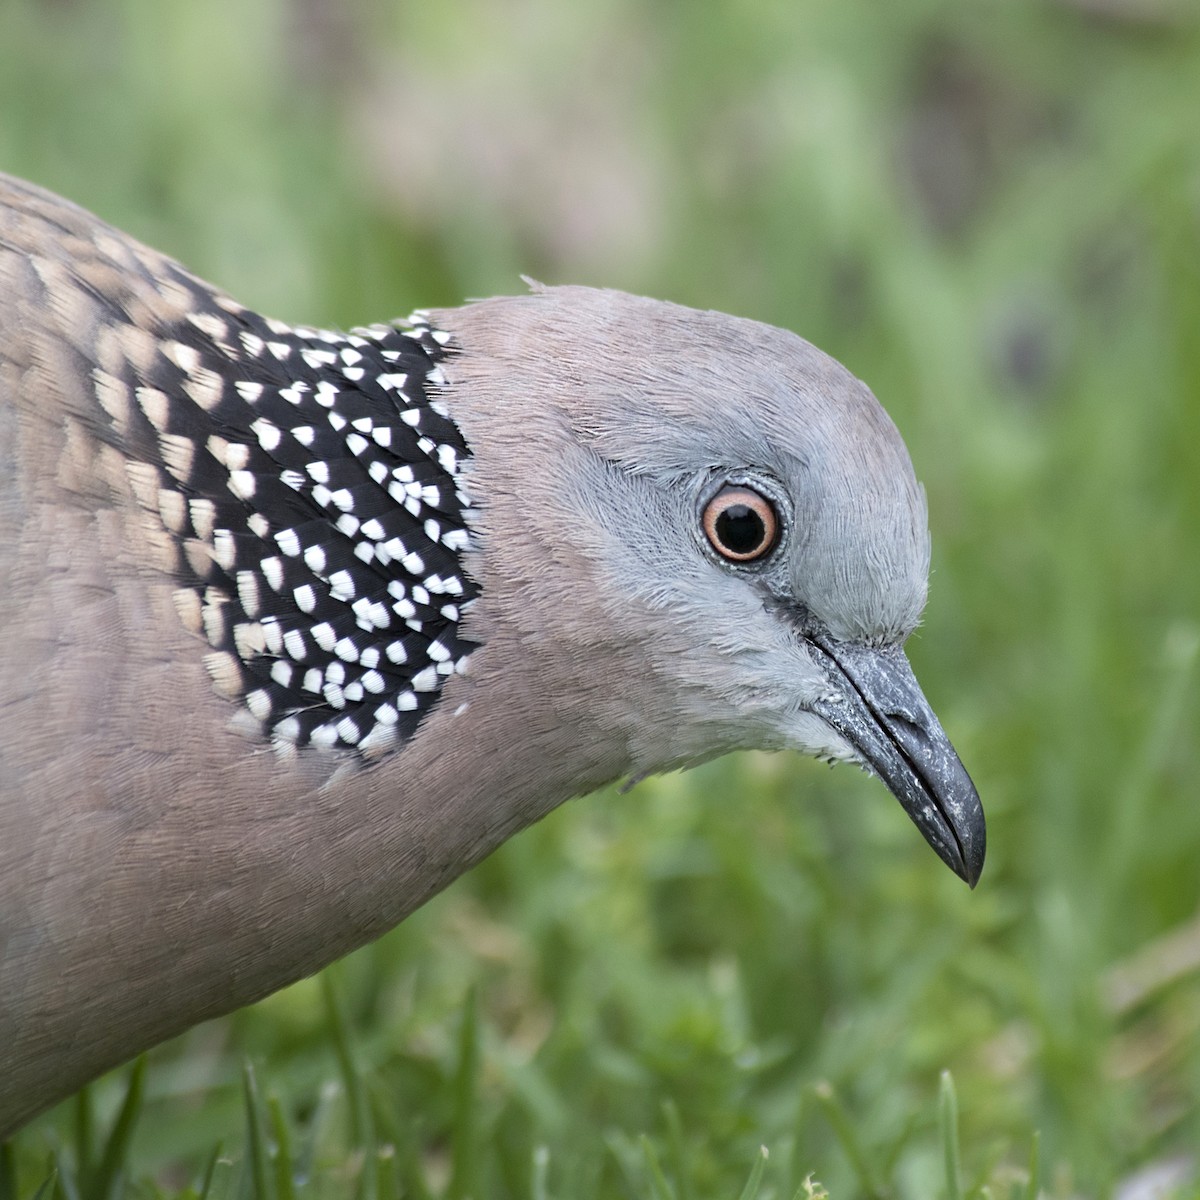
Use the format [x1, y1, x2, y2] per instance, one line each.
[442, 284, 931, 642]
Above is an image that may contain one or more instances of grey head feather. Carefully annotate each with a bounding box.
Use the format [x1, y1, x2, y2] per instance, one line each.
[435, 285, 981, 884]
[438, 286, 926, 737]
[445, 286, 928, 635]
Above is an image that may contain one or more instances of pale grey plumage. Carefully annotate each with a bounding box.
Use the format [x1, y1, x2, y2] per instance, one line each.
[0, 175, 981, 1137]
[440, 287, 932, 772]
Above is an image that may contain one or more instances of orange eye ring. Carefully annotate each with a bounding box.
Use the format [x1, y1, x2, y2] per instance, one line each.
[702, 485, 780, 563]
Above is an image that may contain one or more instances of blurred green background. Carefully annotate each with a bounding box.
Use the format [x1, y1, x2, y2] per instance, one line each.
[3, 0, 1200, 1196]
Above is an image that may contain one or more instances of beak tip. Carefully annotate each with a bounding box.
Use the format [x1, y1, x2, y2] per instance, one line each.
[950, 811, 986, 889]
[967, 837, 986, 890]
[964, 855, 984, 890]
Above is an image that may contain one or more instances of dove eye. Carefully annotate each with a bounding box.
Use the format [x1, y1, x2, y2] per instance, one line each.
[702, 485, 780, 563]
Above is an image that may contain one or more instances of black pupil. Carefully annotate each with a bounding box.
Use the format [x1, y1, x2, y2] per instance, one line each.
[715, 503, 765, 554]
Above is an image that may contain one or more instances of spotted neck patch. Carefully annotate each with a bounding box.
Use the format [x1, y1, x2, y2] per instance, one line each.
[108, 288, 478, 758]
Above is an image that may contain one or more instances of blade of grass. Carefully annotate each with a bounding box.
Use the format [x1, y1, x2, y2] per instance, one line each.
[199, 1154, 236, 1200]
[266, 1096, 295, 1200]
[735, 1146, 768, 1200]
[604, 1133, 644, 1197]
[1024, 1131, 1040, 1200]
[661, 1102, 692, 1200]
[85, 1057, 145, 1200]
[531, 1145, 550, 1200]
[52, 1150, 79, 1200]
[810, 1082, 885, 1200]
[32, 1163, 58, 1200]
[293, 1081, 338, 1189]
[447, 986, 481, 1200]
[0, 1142, 15, 1200]
[373, 1099, 432, 1200]
[242, 1061, 273, 1200]
[321, 970, 371, 1150]
[375, 1145, 397, 1200]
[638, 1135, 675, 1200]
[939, 1071, 962, 1200]
[72, 1088, 94, 1184]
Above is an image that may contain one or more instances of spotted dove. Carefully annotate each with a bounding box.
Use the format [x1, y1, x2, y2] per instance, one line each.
[0, 174, 983, 1136]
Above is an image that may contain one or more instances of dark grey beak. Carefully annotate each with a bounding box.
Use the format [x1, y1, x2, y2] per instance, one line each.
[807, 635, 985, 887]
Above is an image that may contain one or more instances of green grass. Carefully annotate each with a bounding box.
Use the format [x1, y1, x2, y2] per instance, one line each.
[3, 0, 1200, 1194]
